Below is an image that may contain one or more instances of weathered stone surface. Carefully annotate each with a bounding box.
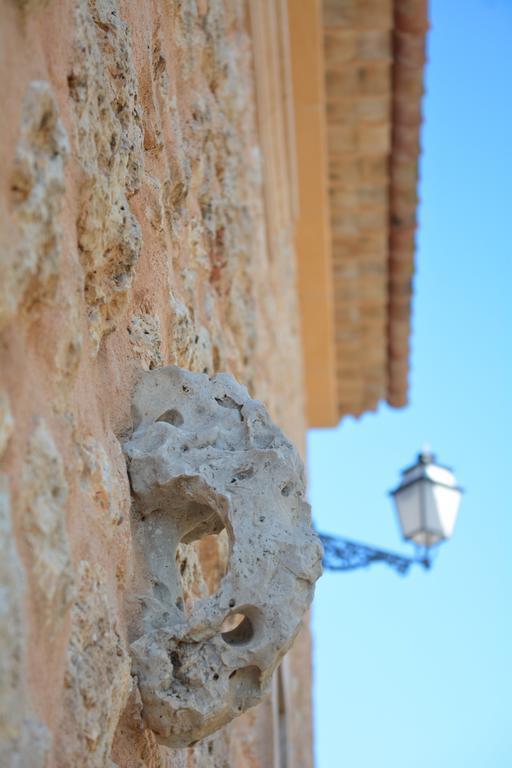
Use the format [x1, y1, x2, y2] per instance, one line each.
[57, 560, 131, 768]
[53, 298, 84, 395]
[123, 366, 322, 747]
[17, 717, 53, 768]
[0, 477, 26, 765]
[0, 1, 313, 765]
[78, 434, 129, 533]
[1, 81, 69, 329]
[70, 0, 144, 353]
[0, 393, 14, 459]
[0, 478, 54, 767]
[21, 421, 74, 629]
[128, 314, 164, 371]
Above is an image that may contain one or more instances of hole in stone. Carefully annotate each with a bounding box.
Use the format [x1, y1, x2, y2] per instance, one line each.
[177, 529, 229, 611]
[281, 482, 292, 497]
[221, 613, 253, 645]
[176, 503, 229, 612]
[156, 408, 184, 427]
[180, 503, 224, 544]
[229, 666, 261, 707]
[169, 650, 181, 672]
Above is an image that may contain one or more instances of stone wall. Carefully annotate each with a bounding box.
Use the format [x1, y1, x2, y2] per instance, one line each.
[0, 1, 310, 766]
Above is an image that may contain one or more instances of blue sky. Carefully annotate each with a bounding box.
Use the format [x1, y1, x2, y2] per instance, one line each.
[310, 1, 512, 766]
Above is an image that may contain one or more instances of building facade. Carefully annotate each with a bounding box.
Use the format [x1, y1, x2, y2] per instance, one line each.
[0, 1, 425, 766]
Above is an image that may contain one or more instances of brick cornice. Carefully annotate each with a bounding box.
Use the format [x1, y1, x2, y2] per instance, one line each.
[387, 0, 428, 407]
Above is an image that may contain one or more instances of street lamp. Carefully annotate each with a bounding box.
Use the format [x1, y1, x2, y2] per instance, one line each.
[319, 450, 463, 575]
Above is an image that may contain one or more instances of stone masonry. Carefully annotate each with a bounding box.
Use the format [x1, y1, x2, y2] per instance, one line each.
[0, 1, 310, 766]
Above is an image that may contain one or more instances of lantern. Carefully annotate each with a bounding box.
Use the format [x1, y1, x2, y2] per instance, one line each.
[391, 450, 463, 549]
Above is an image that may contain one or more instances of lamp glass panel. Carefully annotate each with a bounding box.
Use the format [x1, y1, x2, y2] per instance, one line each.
[394, 483, 422, 541]
[423, 483, 447, 545]
[431, 484, 462, 539]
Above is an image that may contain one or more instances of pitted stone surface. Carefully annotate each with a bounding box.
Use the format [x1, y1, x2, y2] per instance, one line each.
[128, 314, 164, 372]
[0, 393, 14, 459]
[0, 478, 26, 765]
[70, 0, 144, 353]
[78, 434, 128, 536]
[21, 422, 74, 629]
[57, 560, 131, 768]
[1, 81, 69, 329]
[123, 366, 322, 747]
[0, 478, 52, 768]
[0, 2, 313, 764]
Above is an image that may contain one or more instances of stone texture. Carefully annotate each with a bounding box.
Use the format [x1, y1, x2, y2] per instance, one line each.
[70, 0, 144, 353]
[1, 81, 69, 329]
[78, 434, 129, 536]
[56, 560, 131, 768]
[0, 1, 312, 765]
[21, 422, 74, 629]
[123, 366, 322, 747]
[0, 393, 14, 458]
[0, 476, 53, 768]
[128, 314, 164, 371]
[0, 477, 26, 766]
[16, 718, 53, 768]
[57, 296, 85, 368]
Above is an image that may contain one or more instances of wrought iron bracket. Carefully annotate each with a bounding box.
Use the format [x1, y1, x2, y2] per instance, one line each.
[319, 532, 431, 575]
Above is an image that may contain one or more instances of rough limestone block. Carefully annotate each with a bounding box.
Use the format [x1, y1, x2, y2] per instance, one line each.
[123, 366, 322, 747]
[70, 0, 144, 352]
[78, 435, 128, 535]
[128, 314, 163, 372]
[0, 477, 26, 765]
[21, 422, 74, 629]
[1, 81, 69, 329]
[57, 561, 131, 768]
[0, 393, 14, 459]
[0, 476, 52, 768]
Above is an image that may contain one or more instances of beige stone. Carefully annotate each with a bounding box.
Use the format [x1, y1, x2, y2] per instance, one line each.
[0, 478, 26, 766]
[70, 0, 144, 353]
[1, 81, 68, 329]
[0, 480, 54, 768]
[78, 434, 129, 536]
[56, 560, 131, 768]
[21, 422, 74, 630]
[128, 314, 164, 372]
[0, 394, 14, 459]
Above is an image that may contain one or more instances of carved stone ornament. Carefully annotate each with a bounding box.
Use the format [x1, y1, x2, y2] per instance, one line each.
[123, 366, 322, 747]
